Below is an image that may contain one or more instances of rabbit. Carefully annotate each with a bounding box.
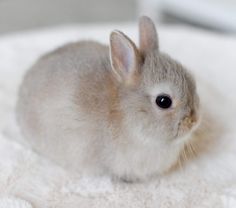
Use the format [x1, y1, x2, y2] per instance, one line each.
[16, 16, 200, 182]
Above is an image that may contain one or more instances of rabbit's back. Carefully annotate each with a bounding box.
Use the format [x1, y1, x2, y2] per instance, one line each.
[16, 41, 112, 172]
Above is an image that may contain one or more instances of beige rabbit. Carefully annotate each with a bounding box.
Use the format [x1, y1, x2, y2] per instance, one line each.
[16, 16, 200, 181]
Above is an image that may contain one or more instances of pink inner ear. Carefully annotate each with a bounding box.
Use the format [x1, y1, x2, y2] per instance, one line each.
[114, 37, 135, 75]
[122, 45, 134, 74]
[110, 30, 140, 83]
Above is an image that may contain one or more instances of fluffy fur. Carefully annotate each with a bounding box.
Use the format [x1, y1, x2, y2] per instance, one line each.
[16, 16, 200, 181]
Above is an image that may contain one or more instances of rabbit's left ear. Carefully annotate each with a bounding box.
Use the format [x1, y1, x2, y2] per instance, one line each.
[110, 30, 141, 85]
[139, 16, 159, 55]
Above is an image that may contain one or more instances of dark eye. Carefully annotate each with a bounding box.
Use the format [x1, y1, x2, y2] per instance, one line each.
[156, 94, 172, 109]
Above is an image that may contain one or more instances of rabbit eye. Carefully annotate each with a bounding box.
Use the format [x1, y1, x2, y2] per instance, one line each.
[156, 94, 172, 109]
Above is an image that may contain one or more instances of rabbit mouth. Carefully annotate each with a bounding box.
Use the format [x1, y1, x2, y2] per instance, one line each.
[176, 114, 201, 139]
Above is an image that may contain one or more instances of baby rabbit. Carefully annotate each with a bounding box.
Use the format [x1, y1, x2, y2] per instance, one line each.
[16, 16, 200, 181]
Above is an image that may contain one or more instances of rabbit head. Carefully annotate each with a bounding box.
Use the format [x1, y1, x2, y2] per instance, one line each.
[109, 16, 200, 145]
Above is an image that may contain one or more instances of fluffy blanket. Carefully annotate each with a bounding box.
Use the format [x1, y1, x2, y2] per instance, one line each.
[0, 24, 236, 208]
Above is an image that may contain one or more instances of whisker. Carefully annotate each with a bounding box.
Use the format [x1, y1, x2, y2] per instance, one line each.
[189, 142, 197, 157]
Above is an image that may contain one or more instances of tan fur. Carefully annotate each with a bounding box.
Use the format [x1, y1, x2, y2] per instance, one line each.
[107, 76, 123, 139]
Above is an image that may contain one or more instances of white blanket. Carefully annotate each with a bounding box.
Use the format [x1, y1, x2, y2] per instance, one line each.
[0, 24, 236, 208]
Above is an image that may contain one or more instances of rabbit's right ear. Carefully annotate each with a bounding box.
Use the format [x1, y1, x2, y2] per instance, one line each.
[110, 30, 141, 85]
[139, 16, 159, 55]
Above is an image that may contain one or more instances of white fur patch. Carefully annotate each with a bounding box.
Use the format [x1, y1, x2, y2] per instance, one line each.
[148, 82, 174, 98]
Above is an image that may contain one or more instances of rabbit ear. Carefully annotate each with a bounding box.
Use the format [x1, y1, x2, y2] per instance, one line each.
[139, 16, 159, 55]
[110, 30, 141, 85]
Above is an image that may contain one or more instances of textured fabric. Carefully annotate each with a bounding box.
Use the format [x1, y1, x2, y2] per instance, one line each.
[0, 24, 236, 208]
